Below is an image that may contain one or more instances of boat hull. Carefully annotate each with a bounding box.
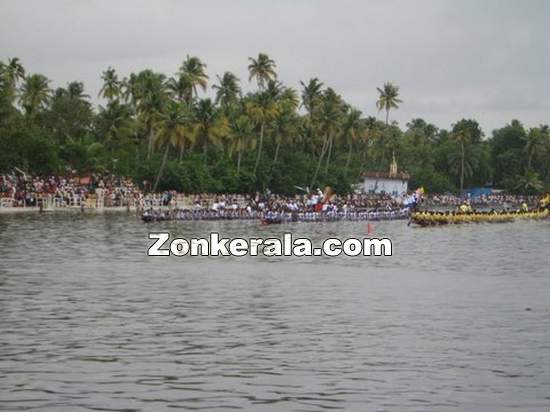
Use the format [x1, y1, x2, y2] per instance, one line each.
[410, 209, 549, 226]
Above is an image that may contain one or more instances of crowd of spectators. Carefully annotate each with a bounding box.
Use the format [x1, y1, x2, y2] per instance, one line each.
[1, 172, 545, 218]
[0, 172, 140, 208]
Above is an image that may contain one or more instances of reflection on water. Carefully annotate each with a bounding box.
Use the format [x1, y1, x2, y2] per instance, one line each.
[0, 213, 549, 411]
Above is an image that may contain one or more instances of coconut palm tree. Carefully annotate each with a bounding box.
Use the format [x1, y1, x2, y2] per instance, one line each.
[118, 75, 128, 102]
[300, 77, 323, 119]
[193, 98, 229, 166]
[279, 87, 299, 112]
[246, 90, 279, 174]
[2, 57, 25, 103]
[167, 75, 191, 103]
[212, 72, 241, 108]
[451, 128, 471, 194]
[248, 53, 277, 89]
[309, 88, 343, 185]
[341, 107, 364, 174]
[271, 110, 298, 165]
[270, 87, 299, 166]
[376, 82, 402, 125]
[99, 67, 121, 102]
[152, 100, 191, 192]
[321, 88, 344, 173]
[97, 100, 135, 152]
[67, 81, 90, 100]
[5, 57, 25, 83]
[175, 108, 195, 162]
[513, 169, 544, 194]
[447, 144, 481, 195]
[179, 55, 208, 101]
[131, 70, 168, 159]
[19, 73, 51, 115]
[264, 79, 284, 100]
[229, 115, 255, 176]
[359, 116, 380, 165]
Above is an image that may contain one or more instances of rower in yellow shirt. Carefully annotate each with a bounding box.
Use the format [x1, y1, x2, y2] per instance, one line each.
[540, 194, 550, 208]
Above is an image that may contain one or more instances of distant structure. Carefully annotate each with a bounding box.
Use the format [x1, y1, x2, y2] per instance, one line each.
[362, 153, 410, 196]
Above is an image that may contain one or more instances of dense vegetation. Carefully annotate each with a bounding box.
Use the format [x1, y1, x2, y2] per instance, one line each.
[1, 55, 548, 195]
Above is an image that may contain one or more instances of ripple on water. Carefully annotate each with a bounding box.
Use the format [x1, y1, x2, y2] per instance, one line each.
[0, 213, 549, 411]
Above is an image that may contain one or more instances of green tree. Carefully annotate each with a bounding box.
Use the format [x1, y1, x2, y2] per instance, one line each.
[512, 169, 544, 194]
[450, 119, 485, 193]
[212, 72, 241, 108]
[271, 108, 298, 166]
[130, 70, 168, 159]
[96, 100, 135, 153]
[376, 82, 402, 170]
[376, 82, 402, 125]
[152, 101, 191, 192]
[318, 88, 344, 177]
[99, 67, 121, 102]
[451, 128, 469, 194]
[341, 108, 364, 174]
[193, 98, 229, 166]
[19, 74, 51, 115]
[61, 135, 104, 173]
[1, 57, 25, 104]
[490, 119, 525, 188]
[300, 77, 324, 120]
[523, 127, 546, 170]
[44, 82, 94, 146]
[179, 55, 209, 101]
[167, 75, 191, 103]
[248, 53, 277, 89]
[229, 115, 255, 176]
[246, 90, 279, 174]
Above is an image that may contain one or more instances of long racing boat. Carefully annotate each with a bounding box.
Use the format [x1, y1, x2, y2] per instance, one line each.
[410, 208, 549, 227]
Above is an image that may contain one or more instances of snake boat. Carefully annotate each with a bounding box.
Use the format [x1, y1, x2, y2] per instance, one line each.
[410, 209, 549, 227]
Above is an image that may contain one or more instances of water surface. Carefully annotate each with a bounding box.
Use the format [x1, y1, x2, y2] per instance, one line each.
[1, 213, 549, 411]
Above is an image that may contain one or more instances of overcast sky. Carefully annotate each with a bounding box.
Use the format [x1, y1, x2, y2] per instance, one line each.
[1, 0, 548, 134]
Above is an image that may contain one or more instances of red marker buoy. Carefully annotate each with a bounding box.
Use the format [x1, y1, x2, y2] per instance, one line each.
[367, 222, 374, 235]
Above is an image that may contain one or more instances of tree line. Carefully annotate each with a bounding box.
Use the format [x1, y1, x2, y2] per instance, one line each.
[1, 55, 548, 194]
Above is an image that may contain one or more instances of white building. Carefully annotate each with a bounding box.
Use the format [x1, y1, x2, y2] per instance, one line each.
[361, 155, 410, 197]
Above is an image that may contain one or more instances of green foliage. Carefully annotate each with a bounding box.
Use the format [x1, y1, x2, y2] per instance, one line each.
[1, 56, 549, 195]
[490, 119, 526, 187]
[0, 124, 59, 173]
[507, 169, 545, 195]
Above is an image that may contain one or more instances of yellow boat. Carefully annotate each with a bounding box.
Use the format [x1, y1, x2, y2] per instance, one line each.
[410, 208, 549, 227]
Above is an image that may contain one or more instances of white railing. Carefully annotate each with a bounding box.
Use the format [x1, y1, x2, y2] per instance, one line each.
[0, 198, 16, 208]
[52, 197, 64, 208]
